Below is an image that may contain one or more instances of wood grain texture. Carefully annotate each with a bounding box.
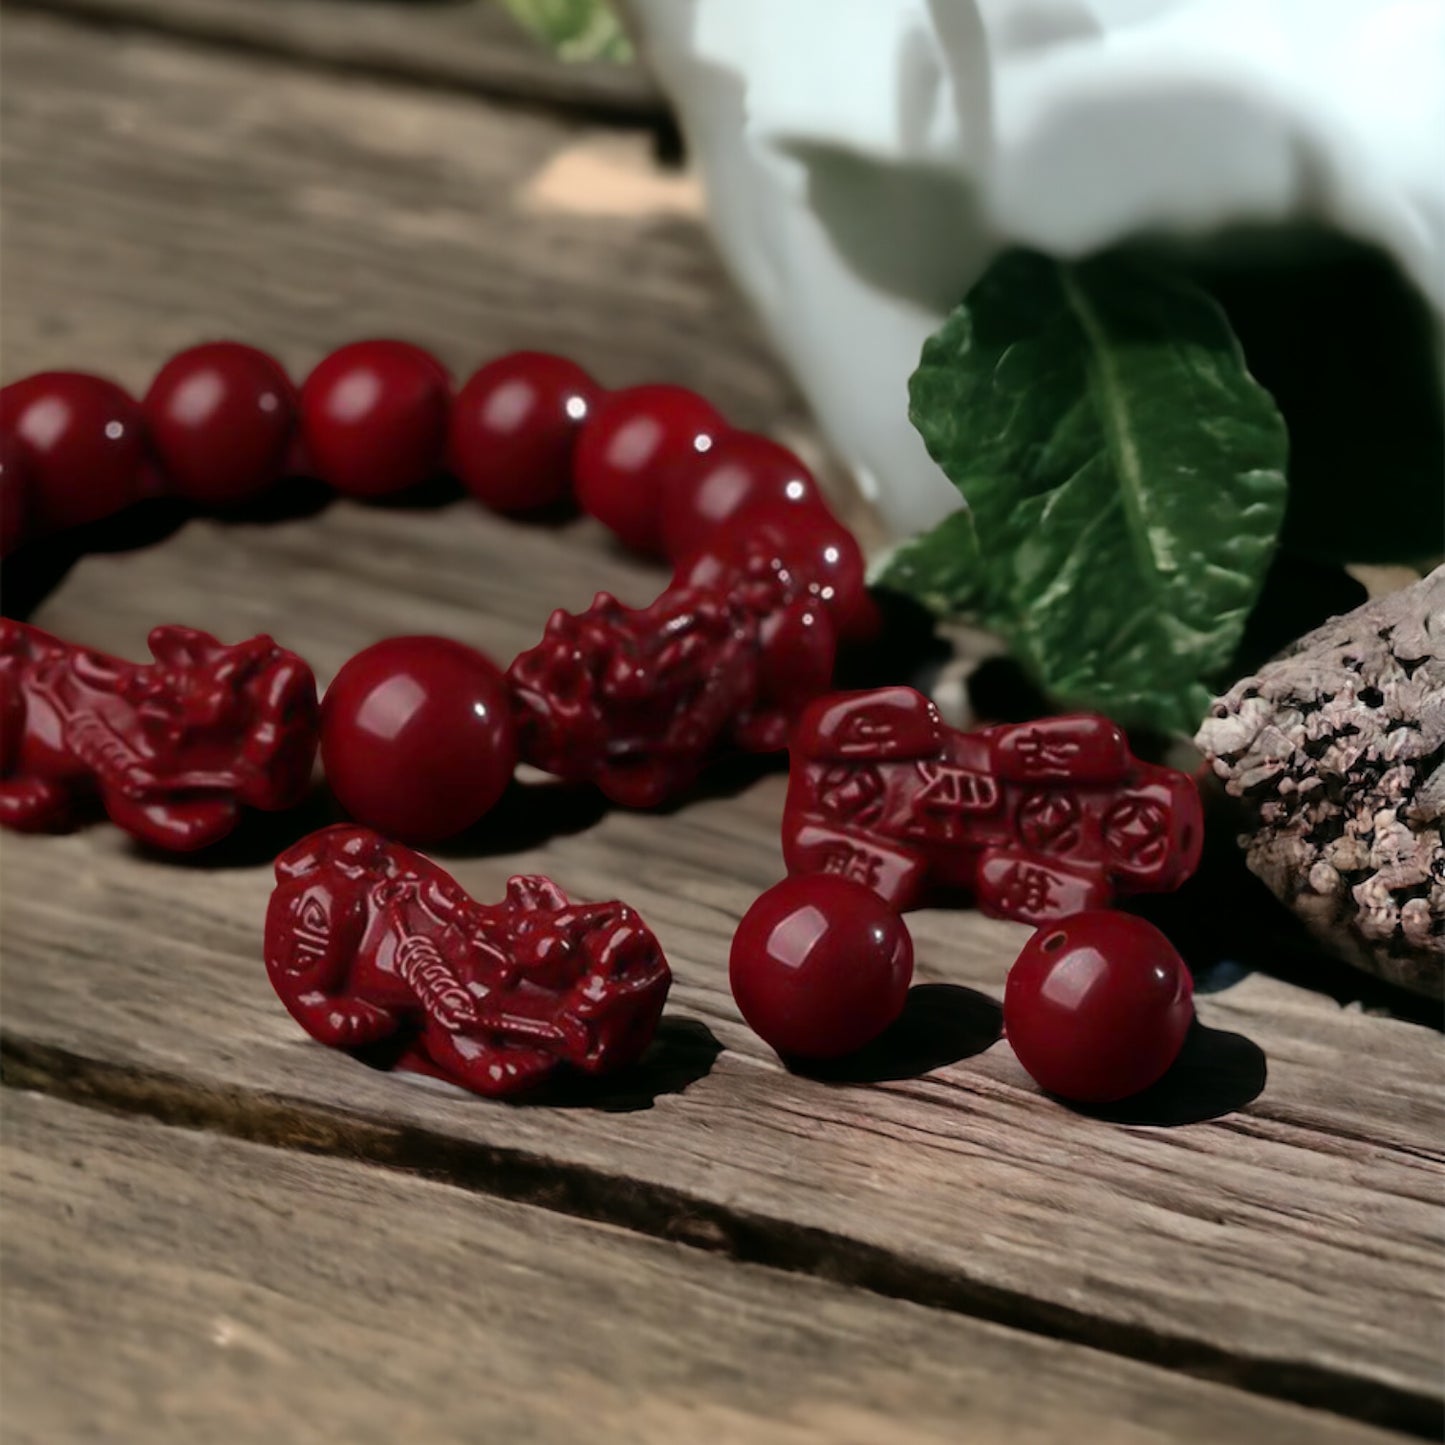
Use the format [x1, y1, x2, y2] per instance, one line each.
[0, 14, 788, 437]
[5, 1092, 1409, 1445]
[0, 11, 1441, 1439]
[4, 510, 1442, 1432]
[6, 0, 664, 119]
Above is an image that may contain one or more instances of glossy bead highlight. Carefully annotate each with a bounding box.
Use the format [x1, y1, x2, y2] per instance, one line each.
[145, 342, 297, 507]
[1004, 910, 1195, 1103]
[321, 635, 516, 842]
[674, 499, 877, 643]
[450, 350, 597, 512]
[302, 340, 450, 497]
[574, 383, 724, 554]
[730, 874, 913, 1059]
[1, 372, 147, 531]
[659, 431, 825, 561]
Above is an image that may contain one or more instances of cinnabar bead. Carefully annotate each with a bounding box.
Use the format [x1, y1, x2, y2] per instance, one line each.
[1004, 910, 1194, 1103]
[573, 383, 724, 554]
[267, 825, 673, 1097]
[0, 618, 318, 850]
[321, 635, 515, 843]
[784, 690, 1203, 919]
[730, 874, 913, 1060]
[450, 351, 598, 513]
[0, 372, 146, 531]
[144, 342, 297, 507]
[676, 499, 878, 643]
[659, 431, 828, 561]
[302, 340, 450, 497]
[0, 432, 29, 554]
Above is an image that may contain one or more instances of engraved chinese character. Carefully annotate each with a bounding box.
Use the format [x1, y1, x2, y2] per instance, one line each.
[994, 862, 1059, 917]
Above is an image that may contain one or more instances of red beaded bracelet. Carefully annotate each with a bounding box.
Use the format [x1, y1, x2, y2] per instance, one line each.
[1, 342, 845, 559]
[2, 340, 877, 838]
[0, 338, 1204, 1099]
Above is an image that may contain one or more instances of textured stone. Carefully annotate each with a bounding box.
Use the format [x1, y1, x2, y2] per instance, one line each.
[1196, 567, 1444, 997]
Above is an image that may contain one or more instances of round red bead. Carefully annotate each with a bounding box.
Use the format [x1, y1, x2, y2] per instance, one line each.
[0, 372, 146, 531]
[674, 499, 878, 643]
[1004, 910, 1195, 1104]
[573, 384, 724, 554]
[730, 875, 913, 1060]
[144, 342, 297, 507]
[301, 340, 450, 498]
[450, 351, 598, 513]
[0, 432, 29, 554]
[659, 431, 827, 561]
[321, 635, 516, 843]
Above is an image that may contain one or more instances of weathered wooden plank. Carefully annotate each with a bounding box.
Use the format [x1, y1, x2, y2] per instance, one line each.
[4, 765, 1442, 1432]
[5, 1093, 1407, 1445]
[0, 12, 1441, 1435]
[0, 14, 790, 439]
[6, 0, 664, 119]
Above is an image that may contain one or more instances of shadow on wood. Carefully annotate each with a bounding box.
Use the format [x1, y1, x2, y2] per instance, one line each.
[789, 983, 1004, 1085]
[125, 781, 344, 870]
[832, 589, 951, 696]
[354, 1014, 723, 1114]
[523, 1015, 724, 1112]
[1131, 823, 1443, 1029]
[1068, 1020, 1268, 1128]
[2, 499, 190, 620]
[435, 777, 611, 860]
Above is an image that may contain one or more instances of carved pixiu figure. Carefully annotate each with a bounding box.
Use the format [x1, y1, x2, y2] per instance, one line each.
[508, 517, 840, 806]
[783, 686, 1203, 923]
[0, 620, 318, 850]
[265, 825, 673, 1097]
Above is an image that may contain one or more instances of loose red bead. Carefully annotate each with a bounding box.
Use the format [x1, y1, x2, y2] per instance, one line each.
[0, 372, 146, 532]
[573, 383, 724, 554]
[302, 340, 450, 498]
[144, 342, 297, 507]
[1004, 910, 1195, 1103]
[450, 351, 598, 513]
[321, 635, 515, 843]
[1, 432, 29, 554]
[659, 431, 827, 561]
[730, 874, 913, 1060]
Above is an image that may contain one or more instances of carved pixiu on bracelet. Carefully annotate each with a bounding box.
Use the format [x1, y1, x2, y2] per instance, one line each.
[782, 686, 1203, 924]
[0, 620, 319, 850]
[507, 511, 843, 807]
[264, 825, 673, 1097]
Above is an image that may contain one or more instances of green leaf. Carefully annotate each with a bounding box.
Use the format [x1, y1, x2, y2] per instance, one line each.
[497, 0, 632, 63]
[882, 250, 1289, 735]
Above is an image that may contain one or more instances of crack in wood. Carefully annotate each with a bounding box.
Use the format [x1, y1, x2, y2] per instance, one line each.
[4, 1032, 1437, 1439]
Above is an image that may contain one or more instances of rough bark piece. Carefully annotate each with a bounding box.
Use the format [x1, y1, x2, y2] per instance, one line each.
[1197, 567, 1445, 997]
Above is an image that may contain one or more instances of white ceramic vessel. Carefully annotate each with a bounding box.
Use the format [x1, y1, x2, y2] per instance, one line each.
[623, 0, 1445, 542]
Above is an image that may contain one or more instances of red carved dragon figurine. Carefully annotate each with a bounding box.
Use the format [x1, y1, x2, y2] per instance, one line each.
[264, 824, 672, 1097]
[0, 620, 318, 850]
[507, 507, 853, 807]
[783, 686, 1203, 924]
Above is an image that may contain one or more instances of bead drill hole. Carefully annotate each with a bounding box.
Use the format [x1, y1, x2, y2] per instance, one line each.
[1042, 931, 1068, 953]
